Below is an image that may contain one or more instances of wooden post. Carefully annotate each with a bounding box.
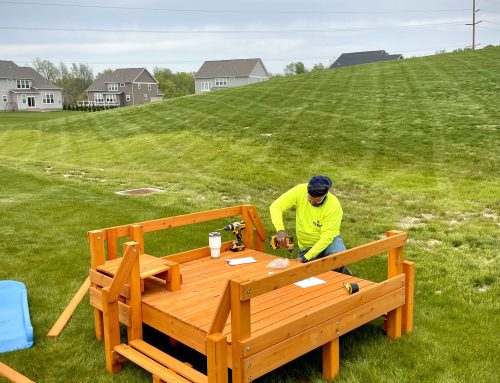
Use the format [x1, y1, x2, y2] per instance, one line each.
[322, 338, 340, 381]
[386, 230, 404, 340]
[241, 207, 253, 250]
[130, 224, 145, 254]
[230, 280, 250, 383]
[88, 230, 106, 341]
[207, 333, 228, 383]
[402, 260, 415, 334]
[165, 261, 181, 291]
[127, 243, 143, 341]
[101, 288, 123, 373]
[106, 228, 119, 260]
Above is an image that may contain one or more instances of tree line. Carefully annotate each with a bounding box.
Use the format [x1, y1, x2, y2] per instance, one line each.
[31, 58, 195, 105]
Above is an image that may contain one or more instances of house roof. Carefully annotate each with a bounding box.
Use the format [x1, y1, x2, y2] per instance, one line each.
[87, 68, 157, 91]
[195, 58, 267, 78]
[329, 50, 403, 68]
[0, 60, 61, 89]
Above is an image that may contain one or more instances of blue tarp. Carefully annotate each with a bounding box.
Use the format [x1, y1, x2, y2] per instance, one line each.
[0, 280, 34, 353]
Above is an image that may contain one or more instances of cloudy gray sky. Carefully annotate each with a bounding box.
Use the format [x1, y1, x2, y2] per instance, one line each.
[1, 0, 499, 75]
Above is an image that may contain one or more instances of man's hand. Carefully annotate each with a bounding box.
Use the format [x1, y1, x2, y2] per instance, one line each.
[297, 254, 308, 263]
[276, 230, 288, 248]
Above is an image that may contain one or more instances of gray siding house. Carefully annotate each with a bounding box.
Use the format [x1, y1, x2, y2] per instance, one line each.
[329, 50, 403, 69]
[194, 58, 270, 94]
[0, 60, 63, 112]
[85, 68, 163, 107]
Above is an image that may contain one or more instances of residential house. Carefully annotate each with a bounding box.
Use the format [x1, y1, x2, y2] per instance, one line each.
[0, 60, 63, 112]
[329, 50, 403, 69]
[85, 68, 163, 107]
[194, 58, 270, 94]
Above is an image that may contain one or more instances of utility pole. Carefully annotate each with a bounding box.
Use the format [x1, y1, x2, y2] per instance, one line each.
[466, 0, 483, 49]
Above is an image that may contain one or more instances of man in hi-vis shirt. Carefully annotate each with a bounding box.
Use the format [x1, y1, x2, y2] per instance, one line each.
[270, 175, 351, 275]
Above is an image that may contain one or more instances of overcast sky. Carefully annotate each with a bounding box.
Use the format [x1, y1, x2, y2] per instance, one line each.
[1, 0, 499, 75]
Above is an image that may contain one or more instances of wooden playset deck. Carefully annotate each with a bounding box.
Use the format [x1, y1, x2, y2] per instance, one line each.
[88, 205, 414, 383]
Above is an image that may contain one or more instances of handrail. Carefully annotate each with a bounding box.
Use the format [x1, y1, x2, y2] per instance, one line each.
[238, 231, 407, 300]
[103, 242, 139, 302]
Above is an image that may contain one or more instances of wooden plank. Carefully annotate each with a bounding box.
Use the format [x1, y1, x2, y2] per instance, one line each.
[208, 280, 231, 335]
[140, 206, 243, 233]
[106, 228, 119, 260]
[127, 252, 143, 341]
[114, 344, 190, 383]
[130, 339, 208, 383]
[101, 289, 123, 373]
[163, 241, 233, 264]
[165, 261, 181, 292]
[240, 233, 408, 300]
[47, 277, 90, 337]
[386, 231, 404, 339]
[241, 275, 405, 357]
[206, 333, 228, 383]
[105, 242, 139, 302]
[230, 279, 250, 383]
[241, 206, 253, 250]
[322, 338, 339, 381]
[243, 205, 266, 242]
[88, 230, 106, 268]
[89, 287, 131, 327]
[241, 288, 405, 381]
[402, 260, 415, 334]
[89, 269, 130, 298]
[0, 362, 35, 383]
[130, 224, 145, 254]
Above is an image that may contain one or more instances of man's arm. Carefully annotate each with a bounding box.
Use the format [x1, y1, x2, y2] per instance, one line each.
[269, 185, 300, 231]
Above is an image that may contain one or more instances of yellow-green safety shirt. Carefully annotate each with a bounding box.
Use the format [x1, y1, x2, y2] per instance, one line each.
[270, 183, 343, 260]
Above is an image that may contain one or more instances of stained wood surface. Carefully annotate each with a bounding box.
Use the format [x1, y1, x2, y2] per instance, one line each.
[141, 249, 374, 349]
[97, 253, 170, 280]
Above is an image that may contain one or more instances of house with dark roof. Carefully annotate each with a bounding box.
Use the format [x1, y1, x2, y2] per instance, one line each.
[194, 58, 270, 94]
[329, 50, 403, 69]
[0, 60, 63, 111]
[85, 68, 163, 107]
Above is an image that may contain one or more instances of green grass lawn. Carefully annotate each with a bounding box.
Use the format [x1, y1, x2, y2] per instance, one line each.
[0, 47, 499, 383]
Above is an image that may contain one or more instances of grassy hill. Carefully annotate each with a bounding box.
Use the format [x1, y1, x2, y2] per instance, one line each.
[0, 46, 498, 382]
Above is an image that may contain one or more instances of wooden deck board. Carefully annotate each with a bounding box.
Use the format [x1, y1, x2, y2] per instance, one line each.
[141, 250, 377, 350]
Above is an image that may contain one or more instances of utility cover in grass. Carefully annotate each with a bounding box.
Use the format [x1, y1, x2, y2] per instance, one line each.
[116, 187, 164, 195]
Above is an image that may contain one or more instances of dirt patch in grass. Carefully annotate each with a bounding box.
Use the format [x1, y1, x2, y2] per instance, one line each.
[398, 213, 436, 229]
[116, 187, 164, 195]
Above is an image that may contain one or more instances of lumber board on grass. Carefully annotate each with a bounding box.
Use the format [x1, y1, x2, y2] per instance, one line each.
[239, 232, 408, 300]
[0, 362, 35, 383]
[47, 277, 90, 338]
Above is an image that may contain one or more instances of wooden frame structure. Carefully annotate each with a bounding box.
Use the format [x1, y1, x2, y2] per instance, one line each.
[88, 205, 415, 382]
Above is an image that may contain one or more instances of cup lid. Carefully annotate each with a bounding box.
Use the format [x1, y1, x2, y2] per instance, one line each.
[209, 232, 221, 237]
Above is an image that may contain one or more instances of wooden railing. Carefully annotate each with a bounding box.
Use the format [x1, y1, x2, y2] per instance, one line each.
[208, 230, 414, 383]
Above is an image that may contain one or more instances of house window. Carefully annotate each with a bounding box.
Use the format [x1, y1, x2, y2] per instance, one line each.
[144, 94, 148, 100]
[16, 80, 31, 89]
[105, 94, 117, 103]
[201, 82, 212, 92]
[126, 94, 131, 101]
[215, 78, 227, 86]
[148, 84, 152, 91]
[108, 83, 118, 91]
[94, 93, 104, 103]
[2, 95, 7, 102]
[138, 83, 141, 89]
[42, 92, 54, 104]
[120, 83, 125, 87]
[21, 94, 27, 104]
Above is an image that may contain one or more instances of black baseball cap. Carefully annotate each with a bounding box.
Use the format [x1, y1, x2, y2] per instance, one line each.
[307, 176, 332, 197]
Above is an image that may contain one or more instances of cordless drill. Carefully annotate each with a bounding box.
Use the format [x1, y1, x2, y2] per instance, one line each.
[223, 221, 246, 252]
[269, 234, 295, 253]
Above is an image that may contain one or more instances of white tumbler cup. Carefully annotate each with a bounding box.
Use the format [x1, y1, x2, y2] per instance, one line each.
[209, 232, 222, 258]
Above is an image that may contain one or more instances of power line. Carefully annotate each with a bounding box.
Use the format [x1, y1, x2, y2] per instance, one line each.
[0, 22, 468, 35]
[0, 1, 471, 15]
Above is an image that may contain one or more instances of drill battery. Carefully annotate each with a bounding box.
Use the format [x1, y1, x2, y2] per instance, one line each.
[269, 235, 295, 253]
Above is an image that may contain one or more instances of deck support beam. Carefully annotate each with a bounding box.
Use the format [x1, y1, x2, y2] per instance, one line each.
[207, 333, 228, 383]
[322, 338, 340, 381]
[402, 260, 415, 333]
[386, 230, 404, 339]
